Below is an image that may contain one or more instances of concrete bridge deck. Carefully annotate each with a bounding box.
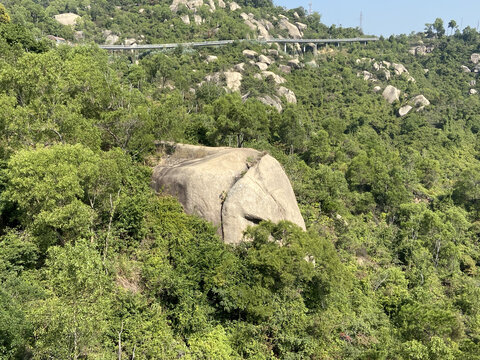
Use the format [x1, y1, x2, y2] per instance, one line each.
[99, 37, 379, 51]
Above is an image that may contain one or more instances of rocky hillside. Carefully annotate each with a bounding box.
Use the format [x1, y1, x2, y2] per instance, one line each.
[2, 2, 480, 359]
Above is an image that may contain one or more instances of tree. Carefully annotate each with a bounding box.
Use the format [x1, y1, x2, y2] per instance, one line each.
[0, 4, 10, 24]
[28, 240, 111, 359]
[448, 20, 457, 35]
[433, 18, 446, 37]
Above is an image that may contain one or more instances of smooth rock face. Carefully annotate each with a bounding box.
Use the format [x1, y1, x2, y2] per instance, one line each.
[279, 18, 302, 38]
[170, 0, 203, 12]
[229, 1, 241, 11]
[259, 95, 283, 112]
[382, 85, 401, 104]
[410, 95, 430, 107]
[224, 71, 242, 91]
[398, 105, 413, 117]
[278, 86, 297, 104]
[151, 143, 305, 244]
[205, 55, 218, 63]
[261, 71, 286, 84]
[256, 62, 268, 71]
[471, 53, 480, 64]
[54, 13, 80, 26]
[242, 49, 258, 59]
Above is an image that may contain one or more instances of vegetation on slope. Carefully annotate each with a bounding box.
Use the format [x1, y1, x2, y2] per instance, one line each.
[0, 2, 480, 359]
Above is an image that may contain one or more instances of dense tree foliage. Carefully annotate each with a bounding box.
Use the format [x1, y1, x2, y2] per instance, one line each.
[1, 1, 480, 358]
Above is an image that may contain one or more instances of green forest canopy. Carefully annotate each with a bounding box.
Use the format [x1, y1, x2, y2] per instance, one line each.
[0, 1, 480, 359]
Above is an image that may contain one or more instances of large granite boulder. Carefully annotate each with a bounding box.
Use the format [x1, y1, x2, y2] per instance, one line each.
[54, 13, 80, 26]
[170, 0, 203, 12]
[151, 143, 306, 244]
[382, 85, 401, 104]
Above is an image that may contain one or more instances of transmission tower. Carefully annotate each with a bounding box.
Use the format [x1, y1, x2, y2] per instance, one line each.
[360, 11, 363, 31]
[308, 2, 312, 15]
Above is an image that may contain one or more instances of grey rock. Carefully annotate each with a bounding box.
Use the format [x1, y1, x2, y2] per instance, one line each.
[410, 95, 430, 107]
[54, 13, 80, 26]
[287, 58, 301, 69]
[461, 65, 471, 73]
[471, 53, 480, 64]
[277, 86, 297, 104]
[152, 143, 305, 244]
[259, 94, 283, 112]
[258, 54, 273, 65]
[279, 64, 291, 74]
[382, 85, 401, 104]
[224, 71, 242, 91]
[242, 49, 258, 59]
[256, 62, 268, 71]
[398, 105, 413, 117]
[229, 1, 241, 11]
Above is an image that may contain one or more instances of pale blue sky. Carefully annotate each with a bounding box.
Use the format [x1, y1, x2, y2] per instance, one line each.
[274, 0, 480, 36]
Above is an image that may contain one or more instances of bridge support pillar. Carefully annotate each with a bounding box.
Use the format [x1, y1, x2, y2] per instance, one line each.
[284, 43, 287, 53]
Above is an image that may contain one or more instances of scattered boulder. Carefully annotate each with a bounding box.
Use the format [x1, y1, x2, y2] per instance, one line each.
[373, 86, 382, 93]
[295, 22, 307, 31]
[208, 0, 216, 11]
[268, 49, 279, 57]
[124, 38, 136, 46]
[398, 105, 412, 117]
[471, 53, 480, 64]
[194, 15, 203, 25]
[224, 71, 242, 92]
[256, 62, 268, 71]
[105, 34, 119, 45]
[470, 89, 478, 95]
[287, 58, 301, 69]
[393, 63, 408, 76]
[261, 19, 274, 31]
[461, 65, 471, 73]
[170, 0, 204, 12]
[279, 18, 302, 39]
[243, 49, 258, 59]
[383, 69, 391, 81]
[234, 63, 245, 72]
[408, 45, 433, 56]
[259, 95, 283, 112]
[277, 86, 297, 104]
[470, 80, 477, 87]
[382, 85, 401, 104]
[244, 19, 257, 31]
[206, 55, 218, 63]
[279, 64, 291, 74]
[229, 1, 241, 11]
[218, 0, 226, 7]
[306, 60, 318, 67]
[261, 71, 286, 84]
[410, 95, 430, 107]
[293, 11, 300, 20]
[180, 14, 190, 24]
[474, 64, 480, 73]
[152, 143, 305, 244]
[359, 71, 374, 81]
[74, 31, 84, 41]
[258, 54, 273, 65]
[54, 13, 80, 26]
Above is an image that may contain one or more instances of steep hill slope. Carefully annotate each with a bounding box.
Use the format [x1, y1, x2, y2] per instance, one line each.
[1, 2, 480, 359]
